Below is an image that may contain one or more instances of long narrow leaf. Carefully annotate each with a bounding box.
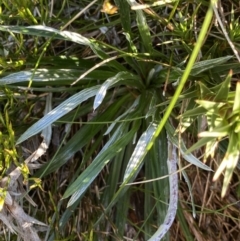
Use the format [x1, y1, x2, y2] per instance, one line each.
[0, 25, 125, 71]
[190, 56, 232, 76]
[16, 85, 100, 144]
[0, 25, 90, 45]
[148, 141, 178, 241]
[36, 94, 132, 177]
[126, 0, 152, 53]
[123, 122, 157, 181]
[0, 69, 115, 85]
[94, 71, 140, 110]
[181, 170, 196, 218]
[64, 120, 141, 207]
[94, 122, 159, 227]
[165, 122, 212, 171]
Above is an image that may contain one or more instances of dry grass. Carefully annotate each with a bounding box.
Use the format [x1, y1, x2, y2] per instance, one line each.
[171, 157, 240, 241]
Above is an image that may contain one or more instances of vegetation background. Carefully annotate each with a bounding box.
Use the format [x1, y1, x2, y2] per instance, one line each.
[0, 0, 240, 240]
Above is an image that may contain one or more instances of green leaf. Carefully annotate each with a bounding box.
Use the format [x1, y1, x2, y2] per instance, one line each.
[146, 91, 158, 118]
[136, 10, 153, 53]
[177, 205, 194, 241]
[64, 120, 141, 207]
[166, 122, 212, 171]
[93, 71, 141, 110]
[157, 67, 183, 85]
[186, 136, 215, 154]
[36, 94, 132, 177]
[214, 70, 231, 102]
[177, 98, 205, 133]
[123, 122, 158, 181]
[211, 62, 240, 75]
[181, 170, 196, 218]
[94, 123, 159, 227]
[198, 124, 230, 138]
[196, 100, 225, 112]
[125, 0, 153, 54]
[190, 56, 233, 76]
[104, 96, 140, 135]
[0, 25, 125, 71]
[204, 139, 218, 160]
[233, 82, 240, 112]
[0, 69, 115, 86]
[145, 130, 169, 239]
[123, 32, 138, 53]
[101, 145, 127, 207]
[0, 25, 90, 45]
[197, 81, 214, 99]
[178, 106, 207, 119]
[213, 133, 240, 197]
[115, 0, 131, 33]
[16, 85, 100, 144]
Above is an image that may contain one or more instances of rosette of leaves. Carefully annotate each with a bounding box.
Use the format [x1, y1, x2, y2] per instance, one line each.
[0, 0, 237, 240]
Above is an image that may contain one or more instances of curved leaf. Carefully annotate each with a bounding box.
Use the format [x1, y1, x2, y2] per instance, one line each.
[165, 122, 212, 171]
[16, 85, 100, 144]
[123, 122, 157, 181]
[94, 71, 143, 110]
[0, 69, 115, 85]
[0, 25, 90, 46]
[190, 55, 233, 76]
[0, 25, 125, 72]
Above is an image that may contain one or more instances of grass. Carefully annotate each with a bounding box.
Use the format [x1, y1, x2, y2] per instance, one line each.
[0, 0, 240, 240]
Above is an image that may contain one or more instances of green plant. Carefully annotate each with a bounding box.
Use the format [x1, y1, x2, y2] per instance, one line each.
[0, 0, 240, 240]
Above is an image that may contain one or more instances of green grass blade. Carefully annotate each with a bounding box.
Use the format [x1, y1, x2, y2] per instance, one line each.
[115, 0, 131, 33]
[135, 10, 153, 53]
[149, 1, 214, 152]
[186, 136, 214, 154]
[181, 170, 196, 218]
[94, 122, 159, 226]
[0, 25, 125, 72]
[125, 0, 153, 53]
[216, 133, 240, 197]
[177, 204, 194, 241]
